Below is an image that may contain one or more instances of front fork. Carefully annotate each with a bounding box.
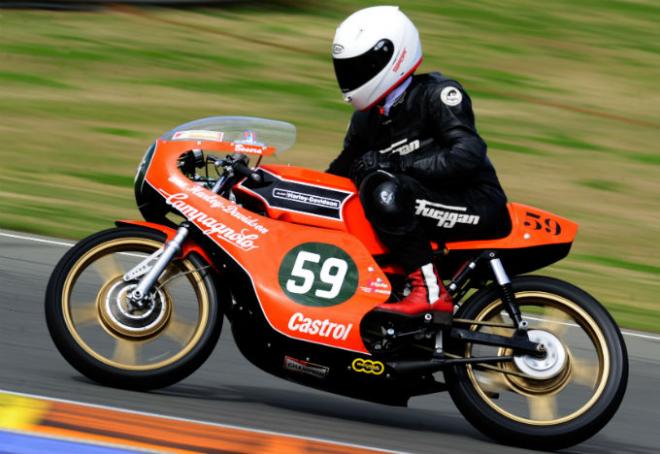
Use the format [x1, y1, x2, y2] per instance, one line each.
[126, 222, 191, 306]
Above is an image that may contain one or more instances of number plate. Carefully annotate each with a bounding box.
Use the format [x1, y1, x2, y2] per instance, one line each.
[278, 242, 359, 307]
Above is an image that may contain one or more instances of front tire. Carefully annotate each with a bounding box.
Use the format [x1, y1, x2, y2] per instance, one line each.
[45, 227, 222, 390]
[445, 276, 628, 450]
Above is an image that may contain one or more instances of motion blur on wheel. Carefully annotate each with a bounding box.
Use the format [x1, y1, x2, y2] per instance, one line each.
[445, 276, 627, 449]
[45, 228, 222, 390]
[44, 116, 627, 450]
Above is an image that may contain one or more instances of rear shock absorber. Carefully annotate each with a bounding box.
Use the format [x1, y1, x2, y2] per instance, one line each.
[488, 252, 527, 331]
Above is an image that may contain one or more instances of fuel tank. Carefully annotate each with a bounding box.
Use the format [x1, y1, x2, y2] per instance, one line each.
[235, 164, 388, 255]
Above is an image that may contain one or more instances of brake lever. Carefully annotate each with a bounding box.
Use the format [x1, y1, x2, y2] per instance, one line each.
[209, 152, 262, 190]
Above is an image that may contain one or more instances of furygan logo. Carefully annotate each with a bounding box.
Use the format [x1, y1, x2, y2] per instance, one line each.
[378, 138, 420, 156]
[415, 199, 480, 228]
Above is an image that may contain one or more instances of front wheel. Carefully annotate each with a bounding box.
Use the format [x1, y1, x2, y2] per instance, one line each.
[445, 276, 628, 450]
[45, 227, 222, 390]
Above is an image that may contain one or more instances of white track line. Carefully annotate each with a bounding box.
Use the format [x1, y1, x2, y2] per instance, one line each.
[0, 231, 74, 247]
[3, 230, 659, 342]
[522, 315, 660, 341]
[0, 388, 398, 454]
[618, 331, 660, 341]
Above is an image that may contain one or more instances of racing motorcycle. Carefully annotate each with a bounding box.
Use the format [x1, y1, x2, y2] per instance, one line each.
[45, 116, 628, 449]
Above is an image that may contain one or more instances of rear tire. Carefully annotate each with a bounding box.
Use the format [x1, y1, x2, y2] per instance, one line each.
[45, 227, 222, 390]
[445, 275, 628, 450]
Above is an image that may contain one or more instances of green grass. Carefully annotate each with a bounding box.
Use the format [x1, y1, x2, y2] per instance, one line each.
[64, 171, 136, 188]
[488, 140, 547, 156]
[0, 1, 658, 332]
[575, 254, 660, 276]
[91, 127, 146, 138]
[631, 153, 660, 166]
[578, 180, 624, 192]
[0, 71, 71, 89]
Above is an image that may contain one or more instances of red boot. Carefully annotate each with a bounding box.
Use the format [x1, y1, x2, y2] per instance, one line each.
[376, 263, 453, 316]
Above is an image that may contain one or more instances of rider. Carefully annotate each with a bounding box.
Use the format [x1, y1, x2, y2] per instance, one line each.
[327, 6, 510, 317]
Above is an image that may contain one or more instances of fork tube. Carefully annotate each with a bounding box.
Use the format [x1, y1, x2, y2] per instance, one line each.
[130, 223, 190, 302]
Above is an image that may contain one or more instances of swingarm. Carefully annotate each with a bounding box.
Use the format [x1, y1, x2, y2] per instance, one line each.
[448, 327, 544, 356]
[383, 250, 548, 375]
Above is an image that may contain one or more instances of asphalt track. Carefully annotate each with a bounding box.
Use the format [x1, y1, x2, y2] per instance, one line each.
[1, 229, 659, 453]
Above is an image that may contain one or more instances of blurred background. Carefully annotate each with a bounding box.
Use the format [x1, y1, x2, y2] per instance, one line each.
[0, 0, 658, 331]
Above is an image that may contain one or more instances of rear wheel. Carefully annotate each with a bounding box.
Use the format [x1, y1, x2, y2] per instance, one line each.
[445, 276, 628, 450]
[45, 227, 222, 390]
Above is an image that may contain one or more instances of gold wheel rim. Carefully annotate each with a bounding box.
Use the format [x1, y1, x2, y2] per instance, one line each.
[62, 237, 210, 371]
[465, 291, 610, 426]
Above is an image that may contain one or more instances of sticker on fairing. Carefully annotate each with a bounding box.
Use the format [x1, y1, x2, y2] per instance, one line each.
[240, 170, 352, 220]
[279, 242, 358, 307]
[172, 130, 224, 142]
[284, 356, 329, 379]
[351, 358, 385, 375]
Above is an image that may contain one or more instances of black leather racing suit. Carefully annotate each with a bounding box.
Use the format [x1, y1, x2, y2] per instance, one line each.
[327, 72, 510, 273]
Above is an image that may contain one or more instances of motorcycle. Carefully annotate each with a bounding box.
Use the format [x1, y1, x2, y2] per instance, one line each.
[45, 116, 628, 449]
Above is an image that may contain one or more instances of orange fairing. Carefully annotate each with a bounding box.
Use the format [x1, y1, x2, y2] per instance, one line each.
[261, 164, 357, 192]
[446, 202, 578, 251]
[115, 220, 217, 269]
[142, 140, 391, 354]
[344, 194, 389, 255]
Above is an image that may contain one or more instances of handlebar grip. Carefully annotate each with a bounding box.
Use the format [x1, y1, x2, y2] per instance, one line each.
[233, 161, 262, 183]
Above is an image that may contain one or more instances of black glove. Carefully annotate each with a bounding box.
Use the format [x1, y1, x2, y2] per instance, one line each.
[349, 151, 401, 185]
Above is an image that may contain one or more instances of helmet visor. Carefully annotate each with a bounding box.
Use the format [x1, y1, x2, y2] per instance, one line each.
[333, 39, 394, 93]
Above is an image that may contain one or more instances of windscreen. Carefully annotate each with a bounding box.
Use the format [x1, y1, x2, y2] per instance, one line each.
[161, 116, 297, 154]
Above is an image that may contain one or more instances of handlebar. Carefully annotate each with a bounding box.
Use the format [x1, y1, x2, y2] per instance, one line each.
[208, 153, 262, 185]
[233, 160, 262, 183]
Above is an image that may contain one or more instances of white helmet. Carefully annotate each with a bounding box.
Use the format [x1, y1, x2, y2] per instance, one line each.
[332, 6, 422, 111]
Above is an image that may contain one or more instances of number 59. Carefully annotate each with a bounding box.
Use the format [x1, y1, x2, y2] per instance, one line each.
[286, 251, 348, 299]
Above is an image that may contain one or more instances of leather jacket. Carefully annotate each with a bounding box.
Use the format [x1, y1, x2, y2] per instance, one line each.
[327, 72, 506, 203]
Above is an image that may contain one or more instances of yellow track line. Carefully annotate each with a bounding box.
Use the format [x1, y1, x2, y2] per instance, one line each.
[0, 393, 50, 431]
[0, 391, 387, 453]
